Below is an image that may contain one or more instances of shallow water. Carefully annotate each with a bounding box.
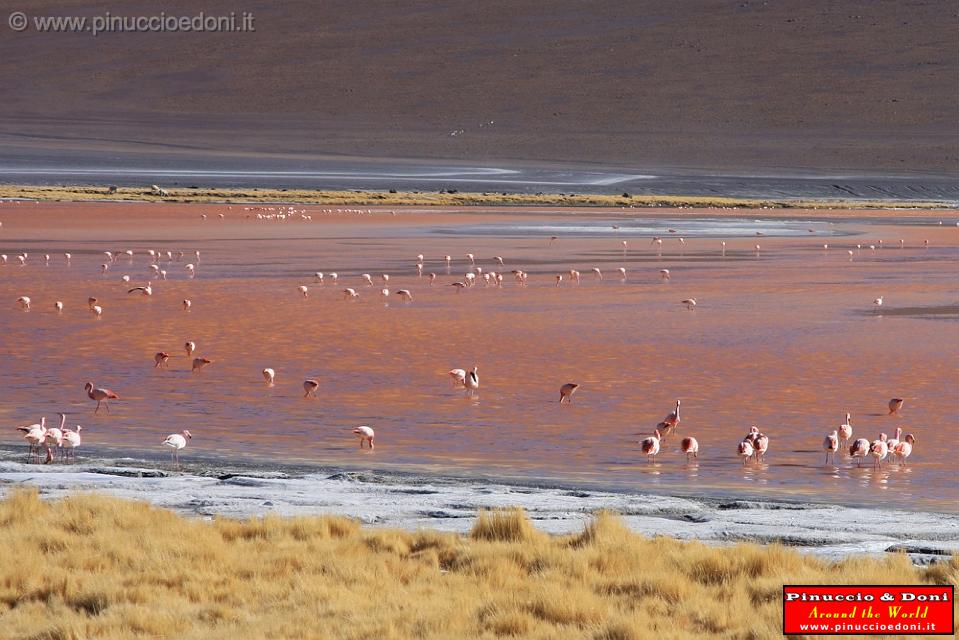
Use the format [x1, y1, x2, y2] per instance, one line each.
[2, 202, 959, 514]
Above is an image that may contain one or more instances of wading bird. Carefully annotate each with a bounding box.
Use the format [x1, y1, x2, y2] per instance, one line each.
[303, 379, 319, 398]
[191, 357, 212, 373]
[85, 382, 119, 414]
[888, 398, 904, 416]
[154, 352, 170, 368]
[849, 438, 870, 466]
[163, 430, 192, 467]
[353, 426, 375, 449]
[62, 425, 82, 463]
[464, 366, 479, 397]
[680, 436, 699, 462]
[16, 296, 30, 311]
[559, 383, 579, 403]
[16, 417, 46, 463]
[262, 368, 275, 385]
[640, 429, 661, 462]
[128, 281, 152, 296]
[448, 368, 466, 387]
[823, 430, 839, 464]
[185, 341, 196, 358]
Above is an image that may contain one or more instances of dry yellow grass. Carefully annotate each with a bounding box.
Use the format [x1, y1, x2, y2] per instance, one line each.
[0, 491, 955, 639]
[0, 184, 953, 210]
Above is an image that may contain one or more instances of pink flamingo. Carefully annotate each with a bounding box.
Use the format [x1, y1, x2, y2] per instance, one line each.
[85, 382, 119, 414]
[640, 429, 661, 462]
[823, 430, 839, 464]
[559, 383, 580, 403]
[680, 436, 699, 462]
[62, 425, 82, 463]
[870, 434, 889, 469]
[16, 417, 47, 463]
[838, 413, 853, 448]
[154, 352, 170, 368]
[893, 434, 915, 465]
[163, 430, 192, 467]
[43, 413, 66, 463]
[849, 438, 870, 466]
[303, 379, 319, 398]
[354, 426, 375, 449]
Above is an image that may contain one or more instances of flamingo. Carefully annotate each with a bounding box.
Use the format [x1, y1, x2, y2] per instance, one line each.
[54, 301, 63, 312]
[343, 288, 358, 299]
[329, 273, 338, 283]
[191, 357, 212, 373]
[839, 413, 853, 447]
[893, 434, 914, 465]
[618, 267, 627, 280]
[570, 269, 580, 284]
[849, 438, 870, 466]
[680, 436, 699, 462]
[467, 253, 475, 265]
[182, 299, 192, 311]
[559, 383, 580, 403]
[874, 296, 883, 308]
[555, 274, 563, 287]
[163, 430, 192, 467]
[298, 285, 309, 298]
[592, 267, 603, 281]
[823, 430, 839, 464]
[660, 269, 670, 281]
[100, 263, 109, 274]
[380, 287, 390, 303]
[752, 431, 769, 462]
[16, 296, 30, 310]
[303, 379, 319, 398]
[262, 368, 275, 385]
[640, 429, 661, 462]
[870, 435, 889, 469]
[494, 256, 504, 266]
[362, 274, 373, 286]
[888, 398, 904, 416]
[185, 341, 196, 358]
[682, 298, 697, 310]
[737, 439, 754, 465]
[314, 272, 325, 283]
[464, 366, 479, 397]
[88, 297, 98, 310]
[448, 368, 466, 387]
[429, 273, 437, 286]
[445, 255, 452, 267]
[886, 427, 903, 454]
[395, 289, 413, 302]
[658, 400, 681, 434]
[91, 305, 103, 318]
[381, 274, 390, 284]
[450, 282, 467, 292]
[154, 352, 170, 368]
[62, 425, 82, 463]
[185, 264, 195, 277]
[16, 417, 46, 463]
[85, 382, 119, 414]
[121, 275, 130, 283]
[128, 282, 153, 296]
[64, 253, 71, 263]
[44, 414, 65, 463]
[353, 426, 375, 449]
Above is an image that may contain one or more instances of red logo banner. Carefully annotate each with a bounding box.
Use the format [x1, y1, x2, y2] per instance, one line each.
[783, 585, 954, 635]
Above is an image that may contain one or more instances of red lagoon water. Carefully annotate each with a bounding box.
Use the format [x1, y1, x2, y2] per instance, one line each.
[2, 202, 959, 511]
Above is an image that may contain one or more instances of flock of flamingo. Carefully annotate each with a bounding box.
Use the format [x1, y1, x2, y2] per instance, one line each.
[5, 206, 923, 472]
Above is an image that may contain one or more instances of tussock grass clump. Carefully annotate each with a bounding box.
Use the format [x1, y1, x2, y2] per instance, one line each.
[0, 489, 954, 639]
